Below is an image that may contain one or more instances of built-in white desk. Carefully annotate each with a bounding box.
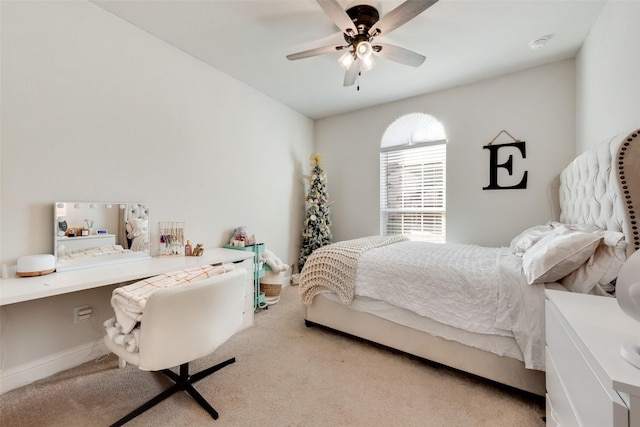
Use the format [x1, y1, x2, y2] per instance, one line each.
[0, 248, 253, 306]
[0, 248, 256, 394]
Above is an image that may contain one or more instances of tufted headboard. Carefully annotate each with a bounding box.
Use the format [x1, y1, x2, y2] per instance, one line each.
[124, 204, 150, 222]
[559, 128, 640, 257]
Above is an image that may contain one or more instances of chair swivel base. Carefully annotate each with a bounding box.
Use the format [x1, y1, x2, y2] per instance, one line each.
[110, 357, 236, 427]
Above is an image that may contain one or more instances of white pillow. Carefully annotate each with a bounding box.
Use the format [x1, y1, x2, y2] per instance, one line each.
[510, 222, 557, 256]
[522, 225, 603, 284]
[126, 218, 148, 238]
[560, 230, 626, 294]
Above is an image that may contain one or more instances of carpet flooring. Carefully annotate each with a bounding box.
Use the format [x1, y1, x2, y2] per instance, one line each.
[0, 284, 545, 426]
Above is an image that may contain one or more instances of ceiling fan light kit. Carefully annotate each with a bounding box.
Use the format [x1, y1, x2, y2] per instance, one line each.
[358, 53, 375, 72]
[338, 51, 355, 70]
[286, 0, 439, 87]
[356, 40, 373, 59]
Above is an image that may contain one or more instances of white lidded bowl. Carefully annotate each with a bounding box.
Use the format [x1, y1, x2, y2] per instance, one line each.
[17, 254, 55, 277]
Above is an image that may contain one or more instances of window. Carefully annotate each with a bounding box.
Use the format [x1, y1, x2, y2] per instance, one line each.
[380, 113, 446, 243]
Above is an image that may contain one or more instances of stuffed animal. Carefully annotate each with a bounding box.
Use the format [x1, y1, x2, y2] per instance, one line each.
[230, 226, 249, 247]
[192, 243, 204, 256]
[260, 249, 289, 273]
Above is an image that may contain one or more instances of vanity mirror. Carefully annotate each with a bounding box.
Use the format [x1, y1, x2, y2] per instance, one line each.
[54, 202, 150, 271]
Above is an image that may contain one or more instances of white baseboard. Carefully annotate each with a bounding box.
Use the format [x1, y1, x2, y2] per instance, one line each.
[0, 339, 108, 395]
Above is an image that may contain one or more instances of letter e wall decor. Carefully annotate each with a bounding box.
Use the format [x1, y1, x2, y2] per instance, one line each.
[482, 130, 528, 190]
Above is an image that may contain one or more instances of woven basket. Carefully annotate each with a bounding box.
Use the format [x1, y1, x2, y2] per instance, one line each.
[260, 282, 282, 297]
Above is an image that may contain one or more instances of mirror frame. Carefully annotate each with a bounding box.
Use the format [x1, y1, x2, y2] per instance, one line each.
[54, 202, 150, 271]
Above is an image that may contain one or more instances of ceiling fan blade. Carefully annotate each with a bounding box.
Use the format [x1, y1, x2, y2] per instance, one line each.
[369, 0, 438, 37]
[343, 60, 360, 87]
[286, 44, 346, 61]
[316, 0, 357, 35]
[373, 43, 426, 67]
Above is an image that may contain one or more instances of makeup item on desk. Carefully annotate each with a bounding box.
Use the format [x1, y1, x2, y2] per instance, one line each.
[184, 240, 192, 257]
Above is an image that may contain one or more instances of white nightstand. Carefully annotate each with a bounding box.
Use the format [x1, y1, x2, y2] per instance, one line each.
[545, 290, 640, 427]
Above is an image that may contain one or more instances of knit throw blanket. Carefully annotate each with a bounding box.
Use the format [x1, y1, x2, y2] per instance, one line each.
[299, 235, 408, 306]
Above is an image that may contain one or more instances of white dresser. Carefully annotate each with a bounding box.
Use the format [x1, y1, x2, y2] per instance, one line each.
[545, 290, 640, 427]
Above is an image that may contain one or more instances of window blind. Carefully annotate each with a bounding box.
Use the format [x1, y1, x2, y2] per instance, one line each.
[380, 142, 446, 243]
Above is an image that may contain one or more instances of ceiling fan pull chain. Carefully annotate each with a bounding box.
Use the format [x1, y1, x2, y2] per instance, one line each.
[357, 72, 361, 91]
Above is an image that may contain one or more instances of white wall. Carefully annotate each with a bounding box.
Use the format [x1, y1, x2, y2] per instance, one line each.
[316, 60, 577, 247]
[576, 0, 640, 153]
[0, 0, 313, 386]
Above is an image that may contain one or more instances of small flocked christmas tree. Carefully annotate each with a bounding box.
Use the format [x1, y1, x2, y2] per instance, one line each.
[298, 153, 332, 272]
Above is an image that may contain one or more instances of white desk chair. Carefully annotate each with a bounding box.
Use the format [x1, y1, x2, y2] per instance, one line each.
[104, 269, 246, 426]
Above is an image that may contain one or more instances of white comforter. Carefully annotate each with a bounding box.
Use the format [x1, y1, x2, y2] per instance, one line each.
[355, 241, 545, 370]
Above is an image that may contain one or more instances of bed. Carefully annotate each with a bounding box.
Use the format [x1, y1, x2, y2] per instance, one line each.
[299, 128, 640, 396]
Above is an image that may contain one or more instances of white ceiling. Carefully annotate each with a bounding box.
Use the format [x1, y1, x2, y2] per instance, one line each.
[91, 0, 606, 120]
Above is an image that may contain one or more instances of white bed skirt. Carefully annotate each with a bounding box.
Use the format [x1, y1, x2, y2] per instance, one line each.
[303, 287, 565, 396]
[321, 292, 526, 362]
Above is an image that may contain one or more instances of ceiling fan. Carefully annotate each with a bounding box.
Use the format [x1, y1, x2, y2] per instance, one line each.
[286, 0, 439, 87]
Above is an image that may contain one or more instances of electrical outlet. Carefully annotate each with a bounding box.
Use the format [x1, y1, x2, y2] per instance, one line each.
[73, 305, 92, 323]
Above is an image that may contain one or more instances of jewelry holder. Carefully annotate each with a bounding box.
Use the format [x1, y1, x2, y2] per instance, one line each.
[159, 222, 186, 256]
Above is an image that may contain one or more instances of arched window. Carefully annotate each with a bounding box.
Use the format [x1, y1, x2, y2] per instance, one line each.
[380, 113, 447, 243]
